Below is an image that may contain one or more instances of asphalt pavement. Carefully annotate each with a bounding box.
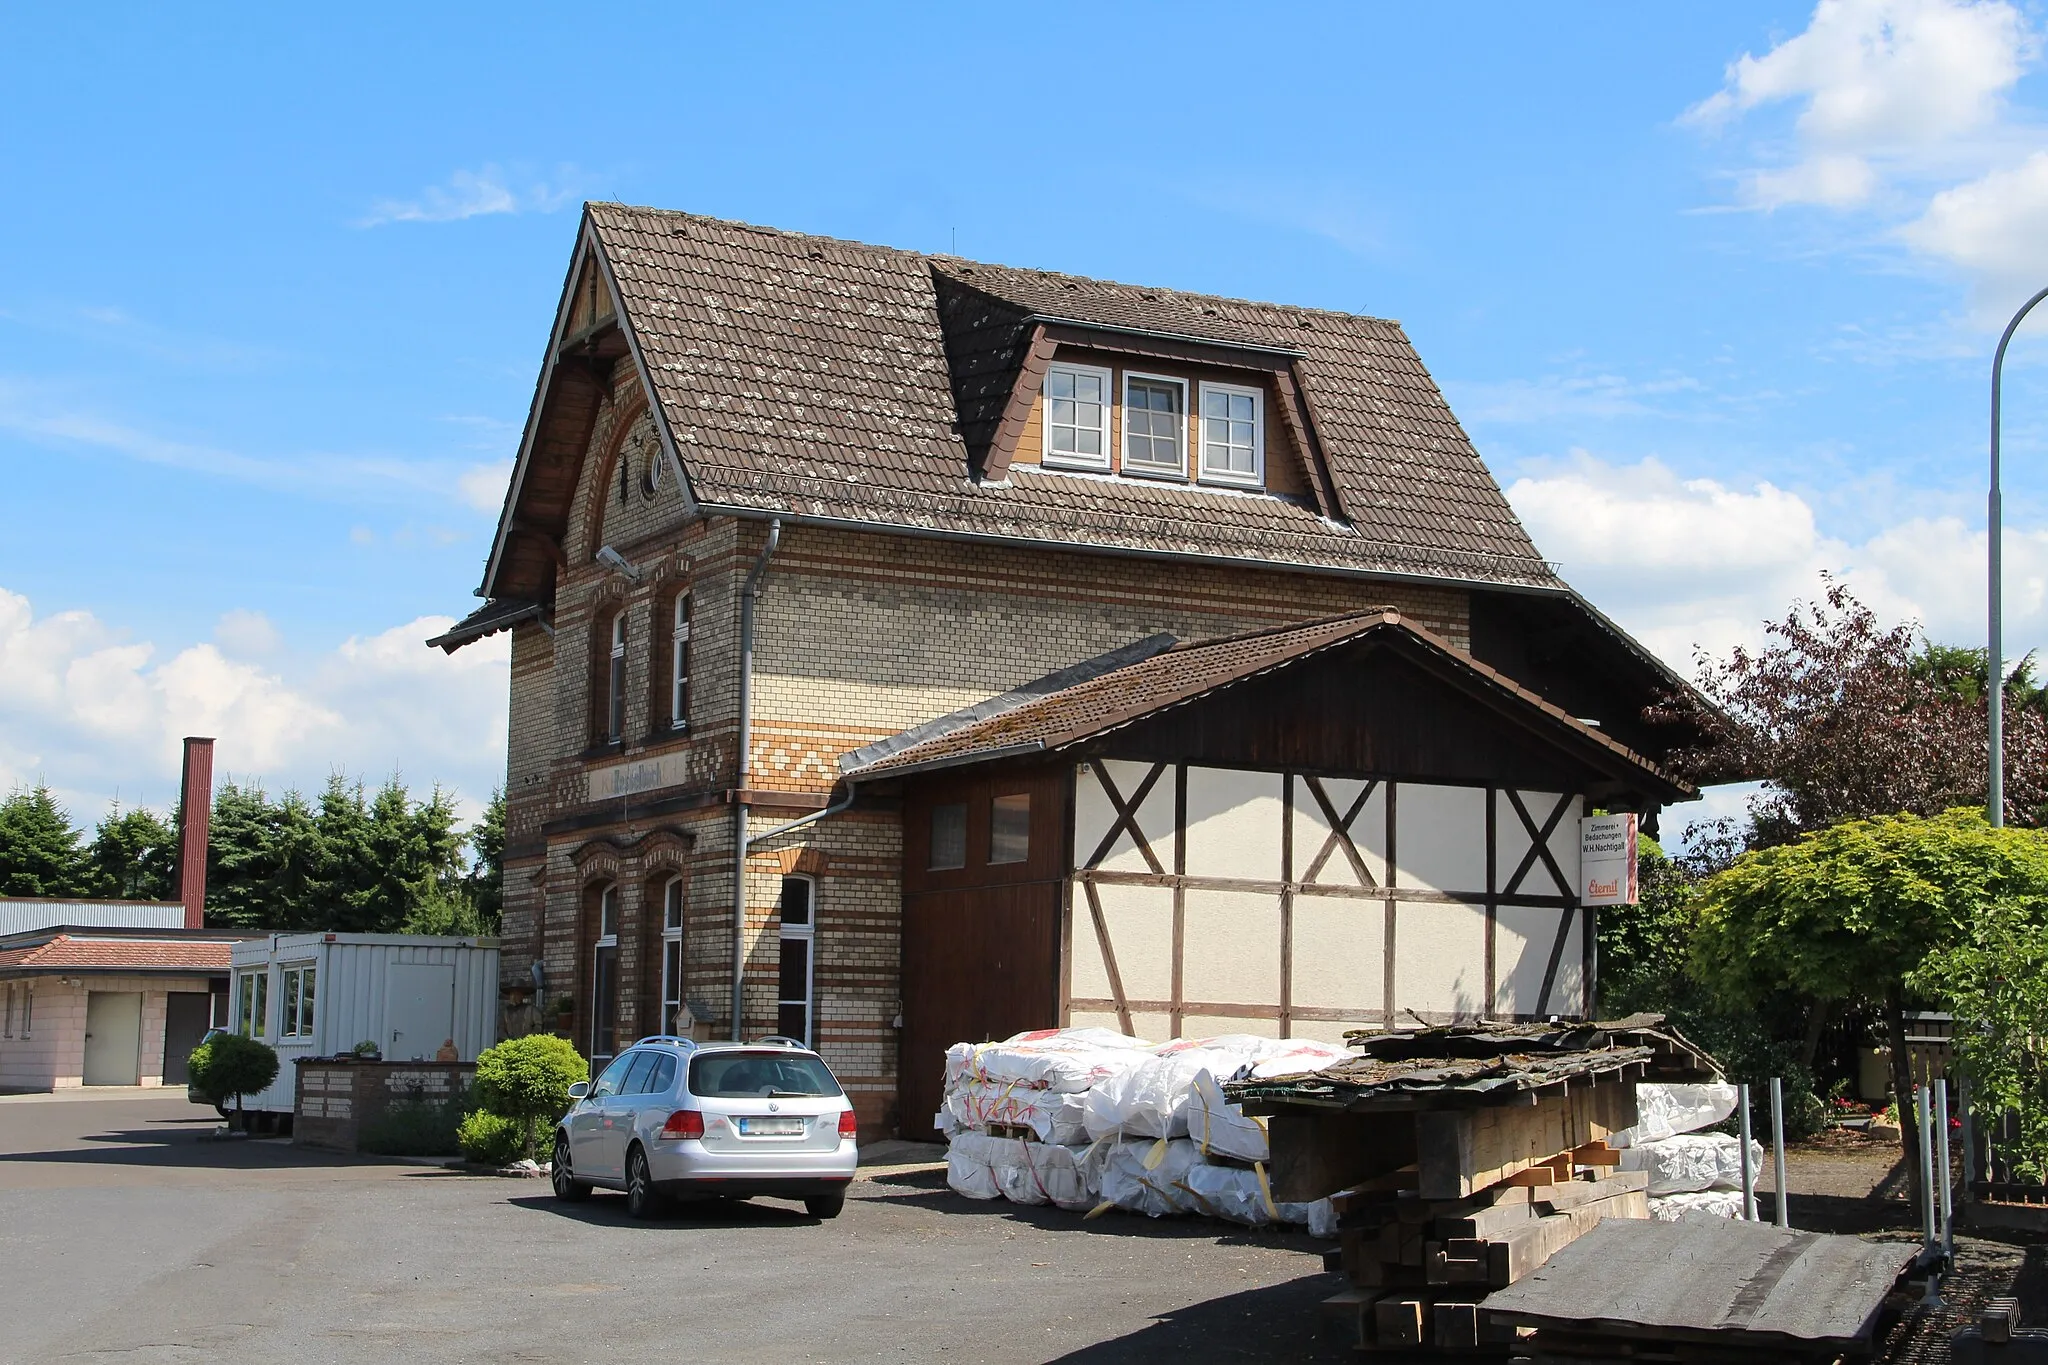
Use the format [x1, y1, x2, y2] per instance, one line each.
[0, 1092, 1344, 1363]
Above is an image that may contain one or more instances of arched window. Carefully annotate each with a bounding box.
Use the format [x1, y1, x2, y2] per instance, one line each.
[591, 884, 620, 1062]
[777, 874, 815, 1045]
[660, 875, 685, 1034]
[606, 613, 627, 743]
[669, 594, 691, 731]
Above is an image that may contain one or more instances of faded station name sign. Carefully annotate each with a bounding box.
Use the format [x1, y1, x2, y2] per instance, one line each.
[1579, 813, 1638, 906]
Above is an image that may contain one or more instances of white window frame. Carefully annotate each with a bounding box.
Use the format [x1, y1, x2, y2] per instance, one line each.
[660, 876, 685, 1034]
[1119, 371, 1188, 480]
[1041, 362, 1114, 471]
[592, 884, 620, 1062]
[607, 614, 627, 743]
[236, 969, 269, 1040]
[777, 874, 816, 1046]
[669, 594, 691, 731]
[1198, 380, 1265, 488]
[3, 983, 13, 1038]
[17, 984, 27, 1038]
[279, 963, 317, 1040]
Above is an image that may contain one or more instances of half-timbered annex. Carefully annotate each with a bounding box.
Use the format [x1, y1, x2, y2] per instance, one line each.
[433, 203, 1702, 1134]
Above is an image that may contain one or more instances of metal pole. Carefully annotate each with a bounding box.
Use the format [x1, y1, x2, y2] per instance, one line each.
[1738, 1084, 1756, 1221]
[1937, 1082, 1955, 1264]
[1770, 1077, 1789, 1228]
[1918, 1085, 1937, 1253]
[1961, 1074, 1977, 1193]
[1989, 285, 2048, 828]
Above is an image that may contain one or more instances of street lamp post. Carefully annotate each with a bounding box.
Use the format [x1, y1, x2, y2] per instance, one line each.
[1990, 285, 2048, 828]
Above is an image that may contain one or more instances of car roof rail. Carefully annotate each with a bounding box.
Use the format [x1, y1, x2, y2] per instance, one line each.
[752, 1035, 808, 1049]
[635, 1035, 699, 1049]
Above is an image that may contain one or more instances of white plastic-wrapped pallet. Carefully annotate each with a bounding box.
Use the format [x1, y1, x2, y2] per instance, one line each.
[945, 1132, 1102, 1210]
[1185, 1069, 1272, 1163]
[945, 1027, 1155, 1093]
[1609, 1083, 1739, 1148]
[1098, 1137, 1204, 1217]
[1649, 1190, 1747, 1221]
[1083, 1035, 1350, 1143]
[941, 1082, 1090, 1144]
[1617, 1132, 1766, 1195]
[1176, 1162, 1320, 1227]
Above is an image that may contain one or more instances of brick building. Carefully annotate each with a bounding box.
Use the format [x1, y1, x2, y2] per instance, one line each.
[432, 205, 1700, 1133]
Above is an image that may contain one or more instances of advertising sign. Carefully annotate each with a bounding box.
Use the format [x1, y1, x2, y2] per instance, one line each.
[1579, 813, 1638, 906]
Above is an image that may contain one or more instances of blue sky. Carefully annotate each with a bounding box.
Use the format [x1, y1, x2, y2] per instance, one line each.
[4, 2, 2047, 833]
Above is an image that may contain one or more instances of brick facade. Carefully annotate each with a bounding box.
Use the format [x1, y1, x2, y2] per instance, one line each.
[497, 375, 1479, 1133]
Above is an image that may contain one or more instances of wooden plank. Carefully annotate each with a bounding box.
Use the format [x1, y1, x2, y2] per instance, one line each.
[1434, 1301, 1480, 1350]
[1485, 1190, 1649, 1289]
[1415, 1076, 1636, 1199]
[1267, 1113, 1417, 1204]
[1534, 1170, 1647, 1212]
[1375, 1299, 1425, 1348]
[1318, 1288, 1383, 1353]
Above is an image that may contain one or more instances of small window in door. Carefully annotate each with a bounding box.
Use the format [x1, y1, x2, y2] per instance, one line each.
[929, 802, 967, 870]
[990, 793, 1031, 864]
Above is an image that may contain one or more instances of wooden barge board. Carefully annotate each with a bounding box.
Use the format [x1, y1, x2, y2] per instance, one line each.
[1480, 1217, 1918, 1350]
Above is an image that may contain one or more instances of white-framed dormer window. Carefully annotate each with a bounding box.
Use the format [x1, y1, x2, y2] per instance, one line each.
[280, 963, 317, 1039]
[661, 875, 685, 1034]
[1042, 362, 1112, 470]
[1121, 372, 1187, 478]
[669, 594, 691, 731]
[1199, 381, 1264, 487]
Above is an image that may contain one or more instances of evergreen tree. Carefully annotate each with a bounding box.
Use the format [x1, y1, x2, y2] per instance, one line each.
[86, 803, 178, 900]
[465, 789, 506, 934]
[0, 784, 89, 897]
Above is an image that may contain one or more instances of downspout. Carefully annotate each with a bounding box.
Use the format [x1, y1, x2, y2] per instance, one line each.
[730, 518, 782, 1041]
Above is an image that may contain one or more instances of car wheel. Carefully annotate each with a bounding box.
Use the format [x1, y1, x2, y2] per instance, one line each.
[804, 1190, 846, 1220]
[551, 1133, 591, 1202]
[625, 1146, 665, 1219]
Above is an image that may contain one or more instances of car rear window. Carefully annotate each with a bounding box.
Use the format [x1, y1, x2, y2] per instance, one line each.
[689, 1051, 843, 1099]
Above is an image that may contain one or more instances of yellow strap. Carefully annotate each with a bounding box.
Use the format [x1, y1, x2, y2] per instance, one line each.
[1085, 1200, 1115, 1220]
[1254, 1161, 1278, 1220]
[1142, 1136, 1170, 1170]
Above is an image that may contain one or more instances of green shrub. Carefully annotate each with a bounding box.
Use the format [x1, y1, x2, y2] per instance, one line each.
[456, 1109, 526, 1166]
[473, 1034, 588, 1159]
[187, 1033, 280, 1114]
[358, 1093, 467, 1157]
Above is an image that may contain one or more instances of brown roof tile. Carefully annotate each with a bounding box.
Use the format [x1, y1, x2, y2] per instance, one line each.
[0, 935, 234, 973]
[580, 205, 1558, 588]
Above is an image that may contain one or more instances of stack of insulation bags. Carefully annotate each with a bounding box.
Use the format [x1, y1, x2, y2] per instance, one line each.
[1610, 1082, 1766, 1220]
[941, 1027, 1347, 1231]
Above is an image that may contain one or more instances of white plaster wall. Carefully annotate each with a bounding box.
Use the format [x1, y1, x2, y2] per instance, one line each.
[1392, 901, 1488, 1020]
[1071, 883, 1173, 1005]
[1074, 760, 1175, 871]
[1494, 791, 1583, 898]
[1292, 898, 1384, 1014]
[1493, 905, 1582, 1017]
[1181, 888, 1281, 1005]
[1395, 784, 1488, 895]
[1183, 768, 1284, 882]
[1291, 777, 1386, 888]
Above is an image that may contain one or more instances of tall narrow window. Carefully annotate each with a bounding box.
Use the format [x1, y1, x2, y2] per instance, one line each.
[670, 595, 691, 731]
[592, 885, 619, 1062]
[280, 965, 316, 1039]
[607, 615, 627, 743]
[990, 793, 1031, 864]
[3, 983, 13, 1038]
[1199, 382, 1264, 486]
[661, 876, 685, 1035]
[1121, 374, 1186, 477]
[928, 802, 967, 870]
[1042, 363, 1112, 470]
[236, 970, 268, 1039]
[18, 985, 28, 1038]
[777, 875, 815, 1045]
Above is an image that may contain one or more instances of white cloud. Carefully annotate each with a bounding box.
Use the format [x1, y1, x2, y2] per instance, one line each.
[214, 609, 281, 657]
[358, 164, 586, 228]
[0, 586, 508, 826]
[1506, 451, 2048, 670]
[1900, 151, 2048, 309]
[1686, 0, 2030, 209]
[458, 461, 512, 515]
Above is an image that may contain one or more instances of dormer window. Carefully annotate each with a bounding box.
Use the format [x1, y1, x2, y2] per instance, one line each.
[1043, 362, 1111, 470]
[1199, 382, 1263, 486]
[1121, 374, 1186, 478]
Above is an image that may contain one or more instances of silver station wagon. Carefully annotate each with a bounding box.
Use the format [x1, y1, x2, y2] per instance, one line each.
[551, 1037, 858, 1219]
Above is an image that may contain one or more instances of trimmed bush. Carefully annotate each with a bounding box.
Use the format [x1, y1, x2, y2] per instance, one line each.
[358, 1094, 467, 1157]
[456, 1109, 526, 1167]
[187, 1033, 280, 1115]
[472, 1034, 588, 1159]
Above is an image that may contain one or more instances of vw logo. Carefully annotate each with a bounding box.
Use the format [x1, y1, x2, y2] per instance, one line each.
[768, 1101, 780, 1112]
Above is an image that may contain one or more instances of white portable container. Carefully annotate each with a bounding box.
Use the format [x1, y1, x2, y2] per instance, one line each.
[226, 933, 500, 1114]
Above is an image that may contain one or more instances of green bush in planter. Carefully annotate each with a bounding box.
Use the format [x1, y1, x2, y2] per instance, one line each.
[472, 1034, 588, 1159]
[358, 1092, 467, 1157]
[456, 1109, 526, 1166]
[187, 1033, 280, 1116]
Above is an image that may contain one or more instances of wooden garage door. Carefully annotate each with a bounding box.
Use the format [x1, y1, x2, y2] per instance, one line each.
[898, 882, 1059, 1140]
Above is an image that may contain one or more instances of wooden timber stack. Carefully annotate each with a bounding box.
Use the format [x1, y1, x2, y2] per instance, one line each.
[1226, 1016, 1719, 1357]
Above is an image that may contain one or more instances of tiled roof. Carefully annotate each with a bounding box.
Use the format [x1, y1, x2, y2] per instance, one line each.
[0, 934, 234, 974]
[841, 609, 1684, 792]
[579, 205, 1559, 589]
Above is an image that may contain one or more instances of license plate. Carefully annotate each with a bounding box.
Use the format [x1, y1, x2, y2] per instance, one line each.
[739, 1116, 804, 1136]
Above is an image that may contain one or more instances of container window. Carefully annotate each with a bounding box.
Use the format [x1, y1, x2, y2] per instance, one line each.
[929, 803, 967, 870]
[279, 964, 316, 1039]
[990, 793, 1031, 864]
[236, 971, 268, 1040]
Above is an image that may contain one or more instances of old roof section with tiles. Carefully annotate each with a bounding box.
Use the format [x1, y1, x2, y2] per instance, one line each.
[481, 204, 1562, 604]
[836, 609, 1691, 802]
[0, 926, 252, 976]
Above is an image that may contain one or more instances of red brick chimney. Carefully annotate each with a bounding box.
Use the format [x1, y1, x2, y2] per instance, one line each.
[176, 737, 215, 929]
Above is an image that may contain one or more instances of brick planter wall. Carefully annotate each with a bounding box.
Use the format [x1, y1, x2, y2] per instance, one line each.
[293, 1058, 476, 1153]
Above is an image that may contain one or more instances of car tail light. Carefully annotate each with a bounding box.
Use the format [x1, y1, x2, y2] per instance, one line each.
[837, 1108, 858, 1139]
[660, 1109, 705, 1140]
